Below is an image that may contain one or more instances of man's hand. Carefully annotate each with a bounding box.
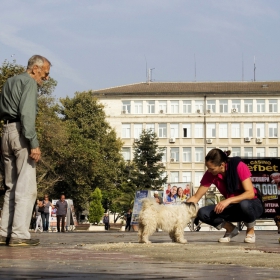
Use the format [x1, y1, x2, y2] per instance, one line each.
[30, 147, 41, 162]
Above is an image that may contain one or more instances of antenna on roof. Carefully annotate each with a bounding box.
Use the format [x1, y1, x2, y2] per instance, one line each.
[253, 56, 256, 81]
[242, 53, 244, 81]
[148, 68, 155, 84]
[144, 55, 148, 83]
[194, 54, 196, 82]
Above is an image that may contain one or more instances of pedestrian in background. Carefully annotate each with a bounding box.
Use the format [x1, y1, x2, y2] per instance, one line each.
[41, 194, 54, 232]
[56, 194, 68, 233]
[103, 213, 110, 230]
[0, 55, 51, 246]
[125, 209, 132, 231]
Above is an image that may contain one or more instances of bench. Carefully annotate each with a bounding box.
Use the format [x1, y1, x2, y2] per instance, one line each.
[75, 224, 90, 231]
[109, 223, 123, 231]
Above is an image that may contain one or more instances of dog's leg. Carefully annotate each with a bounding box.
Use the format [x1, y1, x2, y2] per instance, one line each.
[173, 225, 187, 244]
[138, 223, 152, 244]
[138, 223, 144, 243]
[168, 229, 176, 242]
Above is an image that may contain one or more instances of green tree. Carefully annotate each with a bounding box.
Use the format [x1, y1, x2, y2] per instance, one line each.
[88, 187, 104, 224]
[132, 129, 167, 189]
[55, 91, 124, 211]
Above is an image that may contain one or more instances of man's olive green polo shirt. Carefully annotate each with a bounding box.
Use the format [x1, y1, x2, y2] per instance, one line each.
[0, 72, 39, 149]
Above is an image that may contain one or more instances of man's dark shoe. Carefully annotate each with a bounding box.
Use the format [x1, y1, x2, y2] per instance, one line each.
[9, 238, 40, 247]
[0, 236, 8, 246]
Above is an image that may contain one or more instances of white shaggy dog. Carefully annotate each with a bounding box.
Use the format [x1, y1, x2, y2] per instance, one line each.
[138, 198, 199, 244]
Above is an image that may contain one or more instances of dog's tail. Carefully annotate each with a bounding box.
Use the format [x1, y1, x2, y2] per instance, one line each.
[141, 198, 159, 211]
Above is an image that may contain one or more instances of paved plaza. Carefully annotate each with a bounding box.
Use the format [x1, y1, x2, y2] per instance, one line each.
[1, 229, 280, 279]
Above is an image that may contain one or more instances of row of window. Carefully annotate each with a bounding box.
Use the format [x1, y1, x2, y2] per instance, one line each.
[122, 99, 279, 114]
[166, 171, 203, 186]
[122, 123, 279, 139]
[122, 147, 278, 162]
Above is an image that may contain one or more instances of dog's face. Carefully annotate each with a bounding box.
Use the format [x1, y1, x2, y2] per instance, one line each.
[183, 202, 199, 218]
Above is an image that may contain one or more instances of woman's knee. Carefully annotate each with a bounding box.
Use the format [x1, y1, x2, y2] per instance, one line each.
[197, 205, 215, 221]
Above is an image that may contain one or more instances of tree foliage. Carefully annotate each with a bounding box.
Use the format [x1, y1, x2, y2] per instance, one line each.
[88, 187, 104, 224]
[132, 129, 167, 189]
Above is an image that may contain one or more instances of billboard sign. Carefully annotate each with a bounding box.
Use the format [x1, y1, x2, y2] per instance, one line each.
[242, 158, 280, 218]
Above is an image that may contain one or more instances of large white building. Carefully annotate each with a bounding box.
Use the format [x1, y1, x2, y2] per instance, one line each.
[92, 81, 280, 191]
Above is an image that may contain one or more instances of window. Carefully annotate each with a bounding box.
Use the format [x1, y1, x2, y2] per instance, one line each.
[170, 123, 179, 138]
[182, 171, 191, 183]
[195, 147, 204, 162]
[269, 99, 277, 113]
[170, 171, 179, 183]
[231, 147, 241, 157]
[195, 123, 204, 138]
[219, 100, 228, 113]
[256, 123, 265, 138]
[269, 147, 278, 157]
[244, 123, 253, 137]
[134, 101, 143, 114]
[244, 147, 253, 157]
[195, 100, 203, 113]
[146, 123, 155, 133]
[231, 123, 240, 138]
[159, 101, 167, 113]
[207, 100, 216, 113]
[206, 123, 216, 138]
[122, 101, 131, 113]
[219, 123, 228, 138]
[121, 147, 131, 161]
[147, 101, 155, 114]
[134, 124, 143, 139]
[170, 147, 179, 162]
[232, 100, 241, 112]
[122, 124, 131, 138]
[170, 101, 179, 114]
[256, 100, 265, 113]
[244, 100, 253, 113]
[183, 123, 191, 138]
[195, 171, 204, 187]
[182, 147, 191, 162]
[161, 147, 167, 162]
[256, 147, 265, 157]
[183, 100, 191, 114]
[269, 123, 278, 138]
[158, 123, 167, 138]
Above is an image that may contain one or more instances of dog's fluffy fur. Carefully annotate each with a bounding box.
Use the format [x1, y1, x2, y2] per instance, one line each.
[138, 198, 199, 244]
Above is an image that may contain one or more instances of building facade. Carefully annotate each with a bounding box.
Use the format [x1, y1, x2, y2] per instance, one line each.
[92, 81, 280, 191]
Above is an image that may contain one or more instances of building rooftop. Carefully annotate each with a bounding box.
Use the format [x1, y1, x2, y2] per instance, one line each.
[91, 81, 280, 96]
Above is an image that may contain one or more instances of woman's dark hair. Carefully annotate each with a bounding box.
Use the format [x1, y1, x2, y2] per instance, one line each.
[177, 187, 183, 197]
[168, 185, 177, 197]
[205, 148, 231, 166]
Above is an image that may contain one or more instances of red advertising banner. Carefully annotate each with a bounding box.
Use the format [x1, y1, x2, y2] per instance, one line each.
[242, 158, 280, 218]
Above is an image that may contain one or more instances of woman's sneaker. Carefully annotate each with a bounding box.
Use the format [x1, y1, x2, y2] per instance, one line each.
[244, 234, 256, 243]
[218, 227, 239, 243]
[9, 238, 40, 247]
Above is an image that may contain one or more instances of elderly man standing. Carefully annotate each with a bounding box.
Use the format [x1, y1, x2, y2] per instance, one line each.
[0, 55, 51, 246]
[56, 194, 68, 233]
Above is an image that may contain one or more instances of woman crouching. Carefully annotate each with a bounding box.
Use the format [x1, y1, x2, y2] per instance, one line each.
[188, 148, 263, 243]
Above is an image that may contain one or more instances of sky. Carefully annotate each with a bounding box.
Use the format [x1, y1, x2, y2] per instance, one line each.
[0, 0, 280, 100]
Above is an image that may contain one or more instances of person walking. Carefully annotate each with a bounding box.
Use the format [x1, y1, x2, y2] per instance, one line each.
[41, 194, 53, 232]
[103, 213, 110, 230]
[125, 209, 132, 231]
[55, 194, 68, 233]
[34, 200, 43, 233]
[0, 55, 51, 246]
[188, 148, 263, 243]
